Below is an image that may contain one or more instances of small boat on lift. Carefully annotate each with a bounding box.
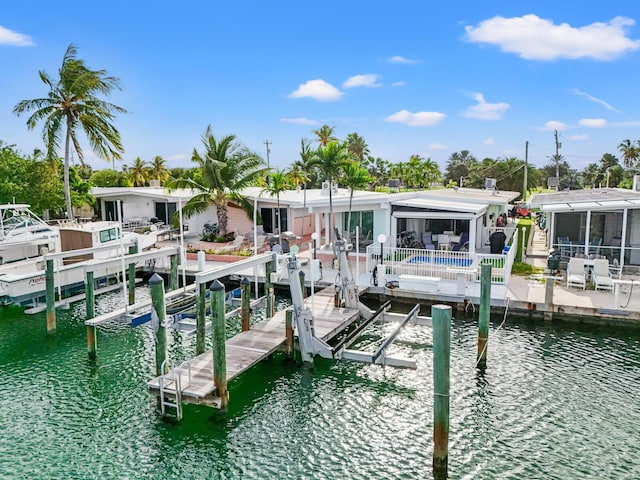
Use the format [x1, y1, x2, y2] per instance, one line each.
[0, 220, 161, 306]
[0, 204, 59, 264]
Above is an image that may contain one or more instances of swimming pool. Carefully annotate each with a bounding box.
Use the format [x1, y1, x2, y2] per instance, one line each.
[406, 254, 473, 267]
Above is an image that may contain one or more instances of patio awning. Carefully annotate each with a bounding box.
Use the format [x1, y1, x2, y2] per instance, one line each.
[391, 198, 488, 217]
[541, 198, 640, 212]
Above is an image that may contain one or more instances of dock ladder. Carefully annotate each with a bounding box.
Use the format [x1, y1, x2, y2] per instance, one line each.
[158, 359, 192, 420]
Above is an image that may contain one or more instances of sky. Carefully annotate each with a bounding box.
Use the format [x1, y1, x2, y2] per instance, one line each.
[2, 1, 640, 174]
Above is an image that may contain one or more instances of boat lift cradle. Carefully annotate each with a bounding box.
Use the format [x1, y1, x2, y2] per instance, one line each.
[288, 239, 425, 369]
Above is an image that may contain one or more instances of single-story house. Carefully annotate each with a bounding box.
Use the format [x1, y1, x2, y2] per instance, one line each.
[90, 183, 519, 254]
[528, 177, 640, 268]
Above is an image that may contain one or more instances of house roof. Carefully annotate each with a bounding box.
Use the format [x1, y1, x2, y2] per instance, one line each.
[529, 188, 640, 212]
[91, 187, 196, 201]
[392, 187, 519, 205]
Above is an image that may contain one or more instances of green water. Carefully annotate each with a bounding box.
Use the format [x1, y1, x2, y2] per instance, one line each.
[1, 289, 640, 479]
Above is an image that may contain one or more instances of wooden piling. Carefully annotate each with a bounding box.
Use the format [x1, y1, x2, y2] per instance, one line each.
[150, 273, 167, 376]
[240, 277, 251, 332]
[544, 275, 554, 322]
[285, 308, 294, 358]
[299, 270, 306, 299]
[45, 258, 56, 334]
[210, 280, 228, 409]
[265, 259, 274, 318]
[432, 304, 451, 478]
[128, 244, 138, 305]
[85, 270, 96, 358]
[169, 254, 179, 291]
[477, 262, 491, 369]
[196, 282, 206, 355]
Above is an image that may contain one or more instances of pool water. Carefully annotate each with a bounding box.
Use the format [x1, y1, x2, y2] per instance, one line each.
[407, 254, 473, 267]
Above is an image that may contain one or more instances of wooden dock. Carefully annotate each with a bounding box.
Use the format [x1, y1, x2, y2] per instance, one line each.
[147, 288, 360, 406]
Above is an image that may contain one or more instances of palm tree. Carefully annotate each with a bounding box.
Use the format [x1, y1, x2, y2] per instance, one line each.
[261, 170, 292, 239]
[312, 124, 337, 147]
[129, 157, 149, 186]
[170, 126, 267, 236]
[149, 155, 170, 184]
[341, 162, 371, 238]
[310, 141, 352, 244]
[618, 139, 640, 168]
[291, 138, 313, 238]
[346, 132, 369, 162]
[13, 44, 126, 220]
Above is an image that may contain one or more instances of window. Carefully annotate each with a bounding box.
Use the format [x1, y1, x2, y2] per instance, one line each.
[99, 227, 120, 243]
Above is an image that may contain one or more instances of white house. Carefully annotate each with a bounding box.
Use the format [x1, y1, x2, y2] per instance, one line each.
[529, 178, 640, 268]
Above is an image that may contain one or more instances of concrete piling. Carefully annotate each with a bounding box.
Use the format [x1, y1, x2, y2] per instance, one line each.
[477, 262, 491, 369]
[85, 270, 96, 358]
[432, 304, 451, 478]
[149, 273, 167, 376]
[45, 258, 56, 334]
[210, 280, 228, 409]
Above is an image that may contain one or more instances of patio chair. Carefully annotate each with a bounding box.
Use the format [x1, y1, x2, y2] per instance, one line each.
[452, 231, 469, 252]
[437, 234, 451, 250]
[592, 259, 614, 292]
[422, 232, 435, 250]
[566, 257, 586, 290]
[588, 237, 602, 257]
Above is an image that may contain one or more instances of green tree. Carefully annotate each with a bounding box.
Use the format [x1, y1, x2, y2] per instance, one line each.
[341, 161, 371, 237]
[149, 155, 170, 184]
[291, 138, 314, 238]
[444, 150, 477, 185]
[312, 124, 337, 147]
[89, 168, 130, 187]
[129, 157, 149, 186]
[261, 170, 291, 237]
[345, 132, 369, 162]
[171, 126, 267, 236]
[618, 139, 640, 168]
[310, 141, 352, 244]
[13, 44, 127, 220]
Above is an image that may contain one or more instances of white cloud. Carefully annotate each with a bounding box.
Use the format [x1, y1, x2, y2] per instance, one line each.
[428, 143, 447, 150]
[579, 118, 607, 128]
[387, 55, 421, 64]
[462, 93, 510, 120]
[544, 121, 567, 131]
[343, 74, 381, 88]
[391, 81, 406, 87]
[0, 25, 34, 46]
[280, 117, 317, 125]
[569, 134, 590, 141]
[384, 110, 446, 127]
[289, 79, 343, 102]
[483, 137, 495, 145]
[465, 15, 640, 60]
[570, 89, 620, 112]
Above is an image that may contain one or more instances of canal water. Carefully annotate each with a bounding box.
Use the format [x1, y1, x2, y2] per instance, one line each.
[1, 289, 639, 479]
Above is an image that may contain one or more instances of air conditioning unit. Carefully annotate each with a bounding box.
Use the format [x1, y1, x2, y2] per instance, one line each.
[149, 179, 161, 187]
[485, 178, 497, 190]
[547, 177, 559, 189]
[388, 179, 400, 188]
[321, 181, 330, 191]
[321, 181, 338, 194]
[633, 175, 640, 192]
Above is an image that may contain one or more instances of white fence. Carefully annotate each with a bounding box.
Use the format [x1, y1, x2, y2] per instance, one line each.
[366, 229, 518, 285]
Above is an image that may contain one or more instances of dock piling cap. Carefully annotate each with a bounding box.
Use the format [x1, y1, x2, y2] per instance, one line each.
[149, 273, 163, 285]
[210, 279, 224, 291]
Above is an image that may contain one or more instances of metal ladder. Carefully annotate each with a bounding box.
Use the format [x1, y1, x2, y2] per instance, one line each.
[158, 359, 192, 420]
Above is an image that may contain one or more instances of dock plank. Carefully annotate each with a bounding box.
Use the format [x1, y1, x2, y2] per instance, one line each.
[148, 287, 360, 405]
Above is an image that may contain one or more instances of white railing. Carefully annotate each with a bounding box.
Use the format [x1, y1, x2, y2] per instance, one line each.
[366, 231, 516, 285]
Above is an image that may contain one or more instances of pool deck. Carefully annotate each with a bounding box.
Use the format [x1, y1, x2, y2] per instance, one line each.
[160, 235, 640, 324]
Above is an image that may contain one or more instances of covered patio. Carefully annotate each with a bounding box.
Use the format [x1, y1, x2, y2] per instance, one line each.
[530, 186, 640, 272]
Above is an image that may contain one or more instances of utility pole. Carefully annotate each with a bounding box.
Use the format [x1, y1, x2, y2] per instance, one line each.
[523, 141, 528, 201]
[554, 130, 561, 190]
[264, 140, 272, 170]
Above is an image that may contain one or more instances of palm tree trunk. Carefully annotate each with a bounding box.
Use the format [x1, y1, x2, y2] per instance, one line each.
[347, 191, 354, 240]
[277, 195, 282, 247]
[328, 179, 334, 247]
[64, 123, 73, 220]
[301, 183, 307, 239]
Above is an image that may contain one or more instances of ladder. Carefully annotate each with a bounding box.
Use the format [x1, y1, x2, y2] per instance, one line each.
[158, 360, 192, 420]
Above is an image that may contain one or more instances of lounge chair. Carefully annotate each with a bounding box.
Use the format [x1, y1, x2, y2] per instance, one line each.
[592, 259, 614, 292]
[422, 232, 435, 250]
[452, 232, 469, 252]
[566, 258, 586, 290]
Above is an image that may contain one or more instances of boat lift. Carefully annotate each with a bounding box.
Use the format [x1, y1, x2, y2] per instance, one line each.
[289, 238, 425, 369]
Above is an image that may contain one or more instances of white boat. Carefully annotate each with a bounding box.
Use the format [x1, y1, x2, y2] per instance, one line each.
[0, 220, 161, 306]
[0, 204, 59, 264]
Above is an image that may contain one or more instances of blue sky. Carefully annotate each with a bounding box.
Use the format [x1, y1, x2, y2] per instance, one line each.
[2, 1, 640, 173]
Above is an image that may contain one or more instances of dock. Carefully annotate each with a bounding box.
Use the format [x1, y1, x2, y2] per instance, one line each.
[147, 287, 360, 405]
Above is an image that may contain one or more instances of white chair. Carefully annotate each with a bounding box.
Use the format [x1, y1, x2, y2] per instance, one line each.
[592, 259, 614, 292]
[437, 234, 450, 250]
[566, 258, 586, 290]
